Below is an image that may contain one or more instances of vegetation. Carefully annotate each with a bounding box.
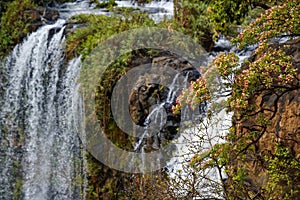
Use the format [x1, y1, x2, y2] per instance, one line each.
[65, 0, 300, 199]
[66, 12, 156, 59]
[206, 0, 286, 36]
[93, 0, 117, 9]
[171, 0, 288, 50]
[265, 144, 300, 199]
[0, 0, 36, 59]
[172, 0, 214, 51]
[66, 12, 168, 199]
[0, 0, 77, 59]
[174, 1, 300, 199]
[1, 0, 299, 199]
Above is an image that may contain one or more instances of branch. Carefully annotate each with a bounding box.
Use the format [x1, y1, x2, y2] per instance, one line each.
[252, 2, 271, 10]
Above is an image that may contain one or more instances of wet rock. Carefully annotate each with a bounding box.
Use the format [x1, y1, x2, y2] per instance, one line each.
[25, 7, 59, 33]
[128, 53, 201, 152]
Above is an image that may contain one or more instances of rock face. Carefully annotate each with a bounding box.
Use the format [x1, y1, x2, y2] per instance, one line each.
[231, 38, 300, 198]
[128, 54, 201, 152]
[88, 50, 203, 199]
[25, 7, 59, 33]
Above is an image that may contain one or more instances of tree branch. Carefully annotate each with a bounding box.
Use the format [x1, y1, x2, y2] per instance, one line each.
[252, 2, 271, 10]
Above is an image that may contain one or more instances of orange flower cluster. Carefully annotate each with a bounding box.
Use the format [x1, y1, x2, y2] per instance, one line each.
[234, 1, 300, 49]
[213, 1, 299, 115]
[172, 77, 211, 114]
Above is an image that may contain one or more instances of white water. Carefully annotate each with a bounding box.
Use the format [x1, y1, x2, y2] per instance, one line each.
[57, 0, 173, 22]
[57, 0, 111, 19]
[0, 20, 86, 199]
[115, 0, 173, 22]
[165, 38, 254, 199]
[134, 72, 187, 152]
[0, 0, 255, 199]
[0, 0, 175, 199]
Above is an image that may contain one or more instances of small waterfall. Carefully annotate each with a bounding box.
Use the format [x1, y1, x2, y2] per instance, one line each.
[0, 19, 86, 199]
[134, 71, 191, 153]
[165, 37, 255, 199]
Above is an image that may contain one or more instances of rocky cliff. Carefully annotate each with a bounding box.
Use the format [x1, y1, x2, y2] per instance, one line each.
[230, 38, 300, 198]
[89, 50, 202, 199]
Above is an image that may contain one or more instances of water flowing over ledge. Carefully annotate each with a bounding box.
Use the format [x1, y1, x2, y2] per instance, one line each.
[0, 19, 86, 200]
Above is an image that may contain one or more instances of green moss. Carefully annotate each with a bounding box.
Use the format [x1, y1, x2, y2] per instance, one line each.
[65, 12, 156, 60]
[0, 0, 36, 59]
[13, 179, 22, 200]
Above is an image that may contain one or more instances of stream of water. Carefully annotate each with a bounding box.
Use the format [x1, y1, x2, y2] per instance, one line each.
[0, 1, 173, 199]
[0, 18, 87, 199]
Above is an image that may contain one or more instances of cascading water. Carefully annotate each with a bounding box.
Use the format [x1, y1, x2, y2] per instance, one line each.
[0, 19, 86, 199]
[0, 1, 174, 199]
[165, 37, 255, 199]
[0, 0, 256, 199]
[57, 0, 173, 22]
[133, 72, 185, 152]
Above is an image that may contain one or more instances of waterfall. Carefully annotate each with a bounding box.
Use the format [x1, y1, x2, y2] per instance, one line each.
[0, 0, 177, 199]
[165, 37, 254, 199]
[0, 0, 256, 199]
[0, 19, 86, 200]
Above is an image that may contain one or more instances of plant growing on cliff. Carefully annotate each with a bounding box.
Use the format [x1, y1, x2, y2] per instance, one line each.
[0, 0, 36, 59]
[216, 1, 299, 198]
[214, 0, 299, 117]
[174, 0, 300, 199]
[65, 12, 155, 60]
[66, 13, 175, 199]
[265, 144, 300, 199]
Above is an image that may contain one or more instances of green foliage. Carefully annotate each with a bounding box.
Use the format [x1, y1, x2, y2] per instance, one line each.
[213, 2, 298, 117]
[93, 0, 117, 9]
[0, 0, 12, 17]
[234, 1, 300, 49]
[207, 0, 250, 37]
[213, 1, 299, 198]
[265, 144, 300, 199]
[95, 52, 133, 148]
[0, 0, 36, 59]
[172, 0, 289, 40]
[174, 1, 300, 199]
[171, 0, 291, 49]
[232, 167, 248, 184]
[207, 0, 287, 37]
[172, 0, 213, 50]
[65, 12, 156, 60]
[67, 13, 181, 197]
[172, 77, 211, 114]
